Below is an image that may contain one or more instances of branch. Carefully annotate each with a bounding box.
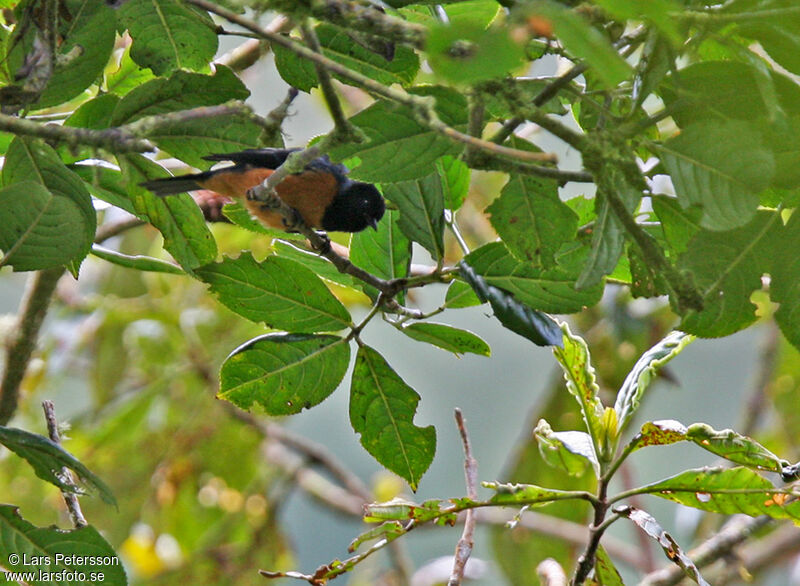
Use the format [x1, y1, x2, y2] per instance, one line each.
[448, 409, 478, 586]
[42, 400, 87, 528]
[538, 559, 568, 586]
[187, 0, 557, 165]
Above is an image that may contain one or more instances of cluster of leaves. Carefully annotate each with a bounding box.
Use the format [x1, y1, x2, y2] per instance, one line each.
[1, 0, 800, 584]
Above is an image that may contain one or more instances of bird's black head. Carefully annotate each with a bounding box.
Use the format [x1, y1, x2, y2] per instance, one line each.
[321, 181, 385, 232]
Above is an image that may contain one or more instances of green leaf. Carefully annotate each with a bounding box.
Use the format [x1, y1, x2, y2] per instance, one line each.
[272, 239, 360, 289]
[195, 253, 352, 332]
[639, 467, 800, 522]
[426, 22, 525, 84]
[110, 67, 249, 126]
[770, 211, 800, 350]
[382, 173, 445, 260]
[0, 506, 126, 585]
[614, 331, 695, 432]
[465, 242, 602, 313]
[219, 333, 350, 415]
[90, 245, 183, 275]
[329, 86, 466, 182]
[8, 0, 116, 109]
[534, 419, 595, 477]
[594, 545, 625, 586]
[349, 345, 436, 491]
[593, 0, 681, 45]
[633, 419, 689, 449]
[552, 322, 605, 460]
[117, 0, 218, 76]
[143, 111, 266, 170]
[486, 176, 578, 266]
[119, 154, 217, 270]
[436, 155, 470, 210]
[350, 209, 411, 300]
[659, 120, 775, 230]
[486, 481, 581, 506]
[105, 45, 156, 97]
[576, 181, 639, 289]
[71, 164, 136, 215]
[1, 137, 95, 272]
[736, 10, 800, 76]
[533, 1, 632, 88]
[399, 322, 490, 357]
[651, 195, 702, 256]
[0, 426, 115, 505]
[64, 93, 120, 130]
[444, 279, 483, 309]
[678, 211, 779, 337]
[459, 260, 563, 347]
[617, 506, 710, 586]
[274, 23, 419, 92]
[685, 423, 790, 474]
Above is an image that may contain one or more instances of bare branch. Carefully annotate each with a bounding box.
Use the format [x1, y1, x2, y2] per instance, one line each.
[42, 400, 87, 528]
[448, 409, 478, 586]
[538, 559, 568, 586]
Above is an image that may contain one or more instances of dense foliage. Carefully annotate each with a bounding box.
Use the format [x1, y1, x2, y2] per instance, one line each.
[1, 0, 800, 585]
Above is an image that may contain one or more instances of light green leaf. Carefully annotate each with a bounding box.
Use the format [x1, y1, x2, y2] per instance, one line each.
[350, 345, 436, 491]
[486, 481, 582, 506]
[614, 331, 695, 432]
[117, 0, 218, 75]
[195, 253, 352, 332]
[685, 423, 790, 474]
[219, 333, 350, 415]
[444, 279, 483, 309]
[400, 322, 490, 357]
[436, 155, 470, 211]
[382, 174, 445, 260]
[534, 419, 596, 477]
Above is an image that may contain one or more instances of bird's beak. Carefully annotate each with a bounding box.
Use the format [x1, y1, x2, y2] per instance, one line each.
[368, 217, 379, 231]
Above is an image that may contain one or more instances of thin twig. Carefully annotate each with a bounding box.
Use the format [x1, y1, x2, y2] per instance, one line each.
[448, 409, 478, 586]
[538, 559, 568, 586]
[42, 400, 87, 528]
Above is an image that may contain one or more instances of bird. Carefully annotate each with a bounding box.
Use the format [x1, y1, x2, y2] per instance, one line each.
[139, 148, 385, 233]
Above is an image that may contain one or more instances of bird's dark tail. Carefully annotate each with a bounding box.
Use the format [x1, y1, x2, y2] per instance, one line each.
[139, 172, 212, 196]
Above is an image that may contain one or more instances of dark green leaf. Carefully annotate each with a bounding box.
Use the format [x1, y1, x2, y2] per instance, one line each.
[426, 22, 525, 84]
[459, 261, 563, 347]
[219, 333, 350, 415]
[617, 506, 710, 586]
[195, 253, 352, 332]
[90, 244, 183, 275]
[399, 322, 490, 357]
[110, 67, 249, 126]
[486, 175, 577, 266]
[329, 86, 466, 182]
[350, 209, 411, 300]
[64, 93, 119, 130]
[1, 137, 95, 271]
[0, 506, 126, 585]
[117, 0, 218, 75]
[274, 23, 419, 92]
[678, 211, 779, 337]
[465, 242, 602, 313]
[0, 426, 115, 505]
[349, 345, 436, 491]
[632, 31, 672, 111]
[382, 173, 445, 260]
[444, 279, 483, 309]
[659, 120, 774, 230]
[8, 0, 116, 108]
[651, 195, 702, 256]
[119, 154, 217, 270]
[640, 467, 800, 522]
[614, 331, 694, 432]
